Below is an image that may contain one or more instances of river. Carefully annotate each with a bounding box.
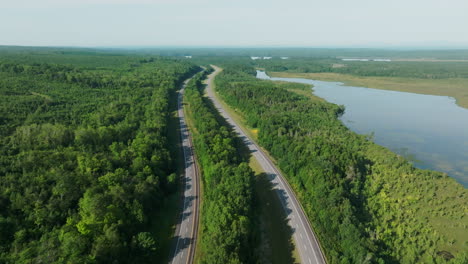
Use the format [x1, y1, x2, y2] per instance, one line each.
[257, 70, 468, 187]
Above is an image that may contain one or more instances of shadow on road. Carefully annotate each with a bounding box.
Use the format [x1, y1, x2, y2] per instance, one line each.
[181, 211, 192, 222]
[255, 172, 298, 264]
[275, 190, 293, 216]
[168, 236, 193, 263]
[183, 195, 196, 211]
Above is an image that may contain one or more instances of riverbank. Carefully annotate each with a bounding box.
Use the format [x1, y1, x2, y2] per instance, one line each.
[261, 70, 468, 187]
[268, 71, 468, 109]
[219, 65, 468, 262]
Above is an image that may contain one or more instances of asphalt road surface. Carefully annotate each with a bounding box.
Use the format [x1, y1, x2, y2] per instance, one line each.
[205, 65, 327, 264]
[170, 75, 200, 264]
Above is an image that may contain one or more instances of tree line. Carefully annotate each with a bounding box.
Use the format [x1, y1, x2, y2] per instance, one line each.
[257, 58, 468, 79]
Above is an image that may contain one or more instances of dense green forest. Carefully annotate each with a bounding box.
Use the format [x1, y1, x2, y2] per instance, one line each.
[183, 71, 256, 263]
[214, 64, 468, 264]
[0, 52, 198, 263]
[1, 46, 467, 263]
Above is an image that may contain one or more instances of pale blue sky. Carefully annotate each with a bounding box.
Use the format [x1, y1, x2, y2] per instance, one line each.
[1, 0, 467, 47]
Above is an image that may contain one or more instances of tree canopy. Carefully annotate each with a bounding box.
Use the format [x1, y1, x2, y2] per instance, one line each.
[0, 51, 198, 263]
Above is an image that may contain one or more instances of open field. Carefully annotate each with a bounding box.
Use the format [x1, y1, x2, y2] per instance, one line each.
[269, 72, 468, 109]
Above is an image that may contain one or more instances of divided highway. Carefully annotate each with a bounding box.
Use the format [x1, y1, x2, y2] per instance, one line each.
[205, 66, 327, 264]
[170, 75, 200, 264]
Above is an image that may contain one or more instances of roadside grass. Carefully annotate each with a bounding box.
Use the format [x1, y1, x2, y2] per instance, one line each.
[269, 71, 468, 109]
[151, 87, 185, 262]
[205, 72, 300, 264]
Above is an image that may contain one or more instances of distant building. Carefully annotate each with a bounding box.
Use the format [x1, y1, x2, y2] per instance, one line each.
[263, 57, 272, 60]
[251, 56, 261, 60]
[280, 57, 289, 59]
[184, 56, 192, 59]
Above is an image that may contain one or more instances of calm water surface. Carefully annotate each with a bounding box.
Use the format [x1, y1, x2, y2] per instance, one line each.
[257, 71, 468, 187]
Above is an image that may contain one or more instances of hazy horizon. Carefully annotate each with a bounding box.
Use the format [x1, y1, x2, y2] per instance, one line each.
[1, 0, 468, 47]
[3, 44, 468, 50]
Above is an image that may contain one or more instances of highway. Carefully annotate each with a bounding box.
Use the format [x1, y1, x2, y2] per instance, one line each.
[205, 65, 327, 264]
[170, 75, 200, 264]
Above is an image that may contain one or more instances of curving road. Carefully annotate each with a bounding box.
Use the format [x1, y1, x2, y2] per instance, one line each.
[170, 75, 201, 264]
[205, 65, 327, 264]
